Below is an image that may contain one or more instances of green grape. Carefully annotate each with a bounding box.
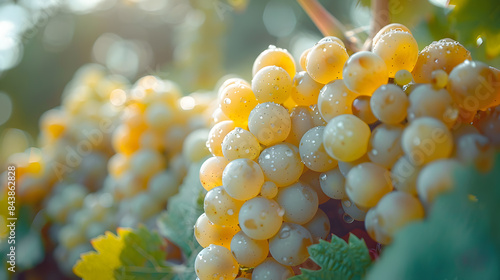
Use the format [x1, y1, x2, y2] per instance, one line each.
[269, 222, 313, 266]
[299, 126, 338, 172]
[222, 158, 264, 201]
[195, 244, 239, 280]
[239, 197, 283, 240]
[276, 182, 319, 225]
[323, 114, 371, 162]
[248, 102, 291, 146]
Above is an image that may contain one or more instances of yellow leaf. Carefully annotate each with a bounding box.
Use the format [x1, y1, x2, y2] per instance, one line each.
[73, 229, 132, 280]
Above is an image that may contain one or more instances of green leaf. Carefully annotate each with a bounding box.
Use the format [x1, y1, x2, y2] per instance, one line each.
[73, 227, 175, 280]
[448, 0, 500, 59]
[115, 226, 173, 280]
[156, 161, 206, 280]
[73, 229, 129, 280]
[157, 161, 206, 257]
[366, 153, 500, 280]
[290, 234, 371, 280]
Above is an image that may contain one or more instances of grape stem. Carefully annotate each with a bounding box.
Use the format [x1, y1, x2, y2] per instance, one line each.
[296, 0, 362, 52]
[363, 0, 390, 50]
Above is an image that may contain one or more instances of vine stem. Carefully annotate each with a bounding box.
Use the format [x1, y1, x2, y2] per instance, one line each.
[296, 0, 362, 52]
[363, 0, 390, 50]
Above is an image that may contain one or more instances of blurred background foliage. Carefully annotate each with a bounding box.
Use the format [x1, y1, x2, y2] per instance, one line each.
[0, 0, 499, 162]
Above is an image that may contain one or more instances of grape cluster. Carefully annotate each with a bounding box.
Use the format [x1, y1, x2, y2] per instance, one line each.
[5, 64, 216, 273]
[194, 24, 500, 279]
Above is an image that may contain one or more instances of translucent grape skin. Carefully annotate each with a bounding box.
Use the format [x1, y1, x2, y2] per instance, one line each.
[204, 186, 244, 227]
[252, 45, 296, 79]
[401, 117, 454, 166]
[199, 156, 229, 192]
[219, 82, 259, 127]
[276, 182, 319, 225]
[370, 84, 408, 125]
[394, 69, 413, 86]
[222, 158, 264, 201]
[412, 38, 471, 83]
[372, 23, 412, 47]
[367, 124, 404, 169]
[407, 84, 458, 128]
[390, 155, 421, 195]
[319, 167, 346, 200]
[286, 106, 315, 146]
[317, 80, 357, 122]
[207, 120, 236, 157]
[323, 114, 371, 162]
[258, 143, 304, 187]
[365, 191, 424, 244]
[447, 60, 500, 112]
[238, 197, 283, 240]
[303, 208, 330, 241]
[345, 162, 393, 208]
[299, 126, 338, 172]
[417, 159, 462, 206]
[343, 51, 388, 96]
[306, 40, 349, 84]
[195, 244, 239, 280]
[248, 102, 291, 146]
[252, 66, 293, 104]
[194, 213, 239, 249]
[230, 231, 269, 268]
[221, 128, 261, 161]
[292, 71, 324, 106]
[372, 29, 419, 77]
[352, 95, 378, 124]
[252, 258, 294, 280]
[269, 222, 313, 266]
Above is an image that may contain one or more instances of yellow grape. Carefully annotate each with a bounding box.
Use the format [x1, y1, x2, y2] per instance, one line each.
[195, 244, 239, 280]
[276, 182, 319, 224]
[345, 162, 393, 208]
[368, 124, 404, 169]
[199, 156, 230, 192]
[269, 222, 313, 266]
[306, 40, 349, 84]
[401, 117, 454, 166]
[221, 127, 260, 161]
[299, 126, 338, 172]
[207, 120, 236, 157]
[407, 84, 458, 128]
[194, 213, 239, 250]
[417, 159, 462, 205]
[230, 231, 269, 267]
[252, 45, 296, 79]
[323, 114, 371, 162]
[372, 30, 419, 77]
[394, 69, 413, 86]
[248, 102, 291, 146]
[412, 38, 471, 83]
[299, 47, 312, 71]
[222, 158, 264, 201]
[204, 186, 244, 227]
[343, 51, 388, 96]
[390, 155, 421, 195]
[352, 95, 378, 124]
[317, 80, 357, 122]
[370, 84, 409, 125]
[252, 66, 293, 104]
[448, 60, 500, 112]
[372, 23, 412, 47]
[219, 82, 258, 127]
[258, 143, 304, 187]
[292, 71, 324, 106]
[239, 197, 283, 240]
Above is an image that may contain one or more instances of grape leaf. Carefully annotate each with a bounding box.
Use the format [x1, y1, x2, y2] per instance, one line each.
[366, 153, 500, 280]
[156, 161, 206, 280]
[157, 161, 206, 257]
[73, 227, 174, 280]
[115, 226, 174, 279]
[448, 0, 500, 59]
[73, 229, 129, 280]
[290, 234, 372, 280]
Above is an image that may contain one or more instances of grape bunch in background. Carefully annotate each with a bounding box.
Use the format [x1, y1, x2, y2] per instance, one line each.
[5, 63, 216, 274]
[194, 23, 500, 280]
